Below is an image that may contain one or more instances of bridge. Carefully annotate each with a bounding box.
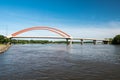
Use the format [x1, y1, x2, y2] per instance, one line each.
[7, 26, 110, 45]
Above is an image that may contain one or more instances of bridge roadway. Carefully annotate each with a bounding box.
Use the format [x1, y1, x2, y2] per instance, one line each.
[11, 36, 105, 41]
[11, 36, 70, 39]
[10, 36, 110, 45]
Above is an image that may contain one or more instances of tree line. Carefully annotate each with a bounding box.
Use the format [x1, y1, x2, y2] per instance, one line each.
[112, 35, 120, 44]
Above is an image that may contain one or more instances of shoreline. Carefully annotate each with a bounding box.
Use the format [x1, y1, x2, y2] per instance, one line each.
[0, 44, 11, 54]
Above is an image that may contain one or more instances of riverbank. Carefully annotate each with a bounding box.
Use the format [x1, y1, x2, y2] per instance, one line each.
[0, 44, 11, 54]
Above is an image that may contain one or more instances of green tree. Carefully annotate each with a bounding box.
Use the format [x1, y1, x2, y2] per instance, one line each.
[0, 35, 11, 44]
[0, 35, 6, 44]
[112, 35, 120, 44]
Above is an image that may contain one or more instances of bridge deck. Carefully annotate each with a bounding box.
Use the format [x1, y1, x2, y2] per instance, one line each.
[11, 36, 70, 39]
[11, 36, 105, 41]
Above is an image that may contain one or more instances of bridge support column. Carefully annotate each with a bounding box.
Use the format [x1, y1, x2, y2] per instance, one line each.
[66, 38, 72, 45]
[66, 38, 70, 45]
[93, 40, 96, 45]
[80, 39, 83, 45]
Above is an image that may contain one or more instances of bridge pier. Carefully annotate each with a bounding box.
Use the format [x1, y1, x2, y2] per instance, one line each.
[66, 38, 72, 45]
[66, 38, 69, 45]
[80, 39, 83, 45]
[93, 40, 96, 45]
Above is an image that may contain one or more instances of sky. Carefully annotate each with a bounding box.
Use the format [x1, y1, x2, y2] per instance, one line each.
[0, 0, 120, 39]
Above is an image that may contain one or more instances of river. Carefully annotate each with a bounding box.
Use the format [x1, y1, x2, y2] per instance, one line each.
[0, 44, 120, 80]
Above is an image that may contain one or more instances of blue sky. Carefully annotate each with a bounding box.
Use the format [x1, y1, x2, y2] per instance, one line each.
[0, 0, 120, 39]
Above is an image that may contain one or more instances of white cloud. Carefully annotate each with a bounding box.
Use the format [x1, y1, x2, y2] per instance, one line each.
[61, 21, 120, 39]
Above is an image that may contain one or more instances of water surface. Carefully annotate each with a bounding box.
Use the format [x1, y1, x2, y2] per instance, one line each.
[0, 44, 120, 80]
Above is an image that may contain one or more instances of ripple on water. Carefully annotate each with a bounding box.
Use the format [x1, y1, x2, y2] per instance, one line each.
[0, 44, 120, 80]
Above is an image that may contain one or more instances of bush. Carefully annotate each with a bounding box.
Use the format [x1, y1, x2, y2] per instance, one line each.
[112, 35, 120, 44]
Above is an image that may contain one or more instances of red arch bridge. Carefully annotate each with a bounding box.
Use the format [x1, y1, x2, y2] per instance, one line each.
[7, 26, 110, 45]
